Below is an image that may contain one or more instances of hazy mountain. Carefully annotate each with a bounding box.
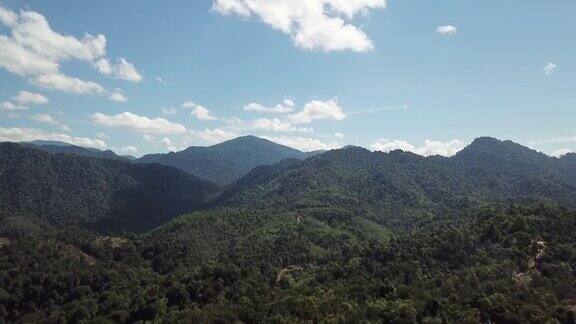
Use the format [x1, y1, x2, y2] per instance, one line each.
[23, 141, 130, 161]
[138, 135, 314, 185]
[0, 143, 218, 234]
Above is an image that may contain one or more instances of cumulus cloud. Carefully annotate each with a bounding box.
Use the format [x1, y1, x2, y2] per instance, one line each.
[0, 101, 28, 111]
[161, 107, 178, 115]
[196, 128, 237, 143]
[212, 0, 385, 52]
[0, 5, 140, 94]
[251, 118, 313, 133]
[334, 132, 345, 138]
[0, 126, 106, 149]
[13, 90, 48, 105]
[289, 99, 346, 124]
[244, 99, 295, 114]
[262, 135, 340, 152]
[31, 73, 105, 94]
[31, 113, 70, 131]
[94, 58, 142, 82]
[113, 145, 138, 155]
[160, 137, 177, 152]
[108, 88, 128, 102]
[183, 101, 218, 120]
[543, 62, 557, 76]
[371, 138, 465, 157]
[92, 112, 187, 135]
[436, 25, 458, 36]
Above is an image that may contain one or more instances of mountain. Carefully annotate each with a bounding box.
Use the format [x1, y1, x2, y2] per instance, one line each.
[137, 136, 313, 185]
[216, 137, 576, 228]
[0, 142, 218, 234]
[1, 137, 576, 323]
[23, 140, 130, 161]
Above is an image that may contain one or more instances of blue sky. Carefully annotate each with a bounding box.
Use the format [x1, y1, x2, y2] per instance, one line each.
[0, 0, 574, 156]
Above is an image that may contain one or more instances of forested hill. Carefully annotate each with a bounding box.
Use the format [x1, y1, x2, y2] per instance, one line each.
[0, 142, 218, 234]
[137, 136, 312, 185]
[23, 141, 130, 161]
[219, 137, 576, 226]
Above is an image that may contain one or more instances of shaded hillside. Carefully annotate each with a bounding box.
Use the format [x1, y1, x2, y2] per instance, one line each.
[137, 136, 311, 185]
[23, 141, 130, 160]
[0, 143, 218, 234]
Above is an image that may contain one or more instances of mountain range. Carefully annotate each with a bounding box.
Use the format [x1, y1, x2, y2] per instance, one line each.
[1, 136, 575, 322]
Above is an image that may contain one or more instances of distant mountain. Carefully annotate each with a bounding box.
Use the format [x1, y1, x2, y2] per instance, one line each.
[138, 136, 316, 185]
[0, 143, 218, 234]
[23, 141, 129, 161]
[217, 137, 576, 227]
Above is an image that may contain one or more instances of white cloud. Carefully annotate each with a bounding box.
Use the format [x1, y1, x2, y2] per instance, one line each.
[251, 118, 313, 133]
[262, 135, 340, 152]
[289, 99, 346, 124]
[32, 73, 105, 94]
[108, 88, 128, 102]
[156, 76, 167, 85]
[31, 113, 57, 125]
[95, 132, 109, 140]
[0, 101, 28, 111]
[196, 128, 237, 143]
[551, 148, 573, 157]
[13, 90, 48, 105]
[244, 99, 295, 114]
[143, 134, 156, 144]
[95, 58, 142, 82]
[0, 126, 107, 149]
[436, 25, 458, 37]
[0, 5, 140, 94]
[371, 138, 465, 157]
[543, 62, 557, 76]
[335, 132, 345, 138]
[160, 137, 177, 152]
[212, 0, 385, 52]
[113, 145, 138, 155]
[31, 113, 70, 131]
[162, 107, 178, 115]
[224, 116, 243, 125]
[92, 111, 187, 135]
[183, 101, 218, 120]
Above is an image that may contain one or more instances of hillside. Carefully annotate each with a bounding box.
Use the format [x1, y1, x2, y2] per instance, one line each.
[217, 138, 576, 228]
[137, 136, 312, 185]
[0, 143, 218, 234]
[23, 141, 130, 160]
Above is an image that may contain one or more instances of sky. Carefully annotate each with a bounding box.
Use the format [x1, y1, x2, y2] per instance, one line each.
[0, 0, 574, 157]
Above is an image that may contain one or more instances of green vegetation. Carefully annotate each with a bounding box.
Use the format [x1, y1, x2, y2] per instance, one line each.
[0, 143, 218, 233]
[137, 136, 313, 185]
[0, 137, 575, 322]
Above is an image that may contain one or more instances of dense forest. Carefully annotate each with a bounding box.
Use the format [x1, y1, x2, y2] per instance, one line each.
[0, 138, 575, 322]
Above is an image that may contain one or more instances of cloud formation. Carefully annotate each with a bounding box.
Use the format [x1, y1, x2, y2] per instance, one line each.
[212, 0, 386, 52]
[13, 91, 48, 105]
[0, 126, 106, 149]
[92, 112, 187, 135]
[0, 5, 141, 94]
[289, 99, 346, 124]
[371, 138, 465, 156]
[196, 128, 237, 143]
[262, 135, 340, 152]
[183, 101, 218, 120]
[108, 88, 128, 102]
[543, 62, 557, 76]
[436, 25, 458, 36]
[244, 99, 295, 114]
